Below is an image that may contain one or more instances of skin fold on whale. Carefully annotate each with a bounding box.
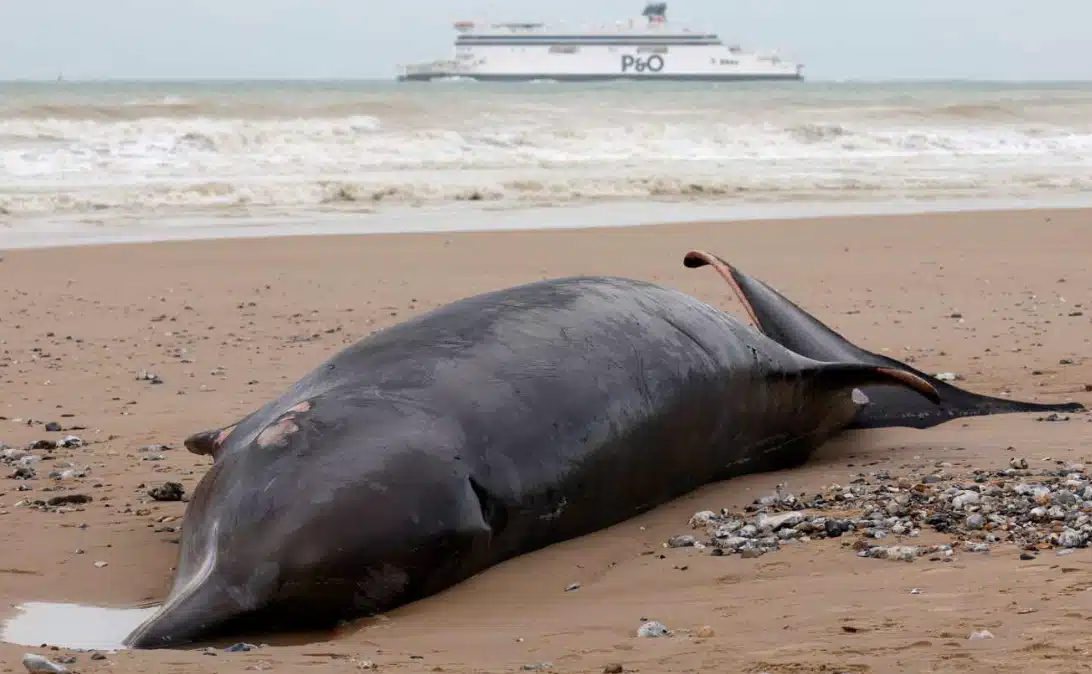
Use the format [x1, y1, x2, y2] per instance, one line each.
[682, 250, 1086, 430]
[123, 259, 943, 649]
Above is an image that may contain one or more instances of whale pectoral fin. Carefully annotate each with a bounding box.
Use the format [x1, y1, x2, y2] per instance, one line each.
[685, 249, 1087, 429]
[468, 475, 509, 537]
[184, 424, 238, 459]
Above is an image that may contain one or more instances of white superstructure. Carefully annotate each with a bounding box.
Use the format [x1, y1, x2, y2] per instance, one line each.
[397, 2, 803, 83]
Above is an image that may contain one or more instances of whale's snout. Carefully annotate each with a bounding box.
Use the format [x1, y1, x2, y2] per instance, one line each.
[123, 577, 243, 649]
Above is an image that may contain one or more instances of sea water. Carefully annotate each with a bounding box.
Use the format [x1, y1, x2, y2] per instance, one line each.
[2, 79, 1092, 247]
[0, 602, 159, 651]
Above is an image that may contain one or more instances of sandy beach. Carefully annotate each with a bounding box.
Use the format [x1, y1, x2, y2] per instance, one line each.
[1, 207, 1090, 673]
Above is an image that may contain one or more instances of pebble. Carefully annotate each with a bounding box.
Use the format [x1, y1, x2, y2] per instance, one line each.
[968, 629, 995, 640]
[675, 458, 1092, 562]
[667, 534, 697, 548]
[148, 481, 185, 502]
[636, 620, 670, 638]
[22, 654, 67, 673]
[136, 369, 164, 384]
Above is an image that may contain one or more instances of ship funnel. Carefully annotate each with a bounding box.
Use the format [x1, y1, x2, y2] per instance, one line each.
[642, 2, 667, 22]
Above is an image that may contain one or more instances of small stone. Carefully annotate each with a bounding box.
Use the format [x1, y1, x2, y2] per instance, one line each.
[688, 511, 716, 527]
[636, 620, 669, 638]
[824, 519, 850, 537]
[968, 629, 995, 640]
[93, 561, 108, 568]
[22, 653, 68, 673]
[604, 665, 624, 674]
[1058, 528, 1084, 548]
[44, 422, 62, 432]
[867, 545, 925, 561]
[46, 494, 92, 507]
[712, 536, 749, 551]
[137, 370, 164, 384]
[756, 511, 805, 532]
[564, 582, 581, 592]
[148, 482, 185, 502]
[694, 625, 715, 638]
[667, 534, 696, 548]
[225, 642, 256, 652]
[952, 491, 981, 509]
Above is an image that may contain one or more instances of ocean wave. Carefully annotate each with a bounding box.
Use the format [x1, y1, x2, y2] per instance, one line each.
[3, 83, 1092, 220]
[4, 160, 1092, 219]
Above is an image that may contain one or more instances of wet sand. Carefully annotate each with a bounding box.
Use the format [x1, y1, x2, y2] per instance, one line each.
[1, 207, 1090, 673]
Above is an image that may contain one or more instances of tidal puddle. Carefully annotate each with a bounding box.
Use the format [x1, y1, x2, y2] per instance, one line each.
[1, 602, 160, 651]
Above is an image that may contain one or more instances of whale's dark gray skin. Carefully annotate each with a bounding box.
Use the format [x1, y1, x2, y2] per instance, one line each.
[123, 267, 942, 649]
[683, 250, 1086, 430]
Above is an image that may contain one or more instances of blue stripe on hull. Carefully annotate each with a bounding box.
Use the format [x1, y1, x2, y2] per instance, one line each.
[397, 72, 804, 83]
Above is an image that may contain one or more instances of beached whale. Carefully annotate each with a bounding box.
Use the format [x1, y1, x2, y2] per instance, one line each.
[125, 248, 1077, 648]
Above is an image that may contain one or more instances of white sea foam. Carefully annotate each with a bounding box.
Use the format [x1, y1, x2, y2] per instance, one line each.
[2, 82, 1092, 224]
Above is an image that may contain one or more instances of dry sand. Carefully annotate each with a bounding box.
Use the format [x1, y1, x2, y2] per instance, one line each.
[1, 207, 1090, 673]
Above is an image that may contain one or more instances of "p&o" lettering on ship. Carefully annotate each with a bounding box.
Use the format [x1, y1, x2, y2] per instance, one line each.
[620, 54, 665, 73]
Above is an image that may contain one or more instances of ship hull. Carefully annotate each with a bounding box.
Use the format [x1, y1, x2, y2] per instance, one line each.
[397, 71, 804, 83]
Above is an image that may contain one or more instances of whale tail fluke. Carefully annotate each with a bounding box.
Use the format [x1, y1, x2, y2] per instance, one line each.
[683, 250, 1086, 430]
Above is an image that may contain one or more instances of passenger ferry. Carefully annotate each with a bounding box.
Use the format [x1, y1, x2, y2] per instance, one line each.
[397, 2, 803, 83]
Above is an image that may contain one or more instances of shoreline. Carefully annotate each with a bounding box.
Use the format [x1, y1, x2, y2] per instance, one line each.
[5, 195, 1092, 251]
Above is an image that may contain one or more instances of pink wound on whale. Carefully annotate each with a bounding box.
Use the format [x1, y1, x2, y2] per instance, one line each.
[255, 401, 310, 448]
[257, 417, 300, 448]
[215, 425, 235, 448]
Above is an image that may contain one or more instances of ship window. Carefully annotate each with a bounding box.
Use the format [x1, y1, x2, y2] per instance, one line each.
[720, 59, 738, 65]
[549, 45, 580, 54]
[637, 46, 668, 54]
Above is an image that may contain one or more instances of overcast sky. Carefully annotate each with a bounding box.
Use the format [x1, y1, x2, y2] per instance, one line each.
[1, 0, 1088, 81]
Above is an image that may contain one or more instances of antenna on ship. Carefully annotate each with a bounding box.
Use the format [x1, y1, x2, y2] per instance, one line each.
[641, 2, 667, 23]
